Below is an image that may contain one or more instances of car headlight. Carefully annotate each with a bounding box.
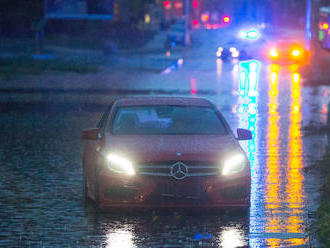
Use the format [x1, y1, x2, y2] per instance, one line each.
[106, 153, 135, 175]
[269, 48, 279, 58]
[216, 47, 223, 57]
[291, 49, 301, 57]
[222, 154, 246, 176]
[231, 50, 240, 58]
[229, 47, 237, 53]
[247, 30, 259, 39]
[239, 31, 248, 39]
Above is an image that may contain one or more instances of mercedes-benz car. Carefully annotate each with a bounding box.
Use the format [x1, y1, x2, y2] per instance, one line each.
[82, 97, 252, 210]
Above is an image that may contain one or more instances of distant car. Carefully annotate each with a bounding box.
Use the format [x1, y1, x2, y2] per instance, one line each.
[82, 96, 252, 210]
[239, 29, 261, 40]
[217, 32, 267, 61]
[267, 40, 309, 64]
[237, 27, 267, 51]
[216, 46, 249, 61]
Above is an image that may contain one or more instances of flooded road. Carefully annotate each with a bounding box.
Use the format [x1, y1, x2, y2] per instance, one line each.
[0, 30, 329, 247]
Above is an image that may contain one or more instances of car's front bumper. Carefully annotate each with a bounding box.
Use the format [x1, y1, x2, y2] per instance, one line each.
[97, 167, 250, 209]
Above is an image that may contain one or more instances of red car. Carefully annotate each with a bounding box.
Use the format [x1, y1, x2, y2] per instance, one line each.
[82, 97, 252, 210]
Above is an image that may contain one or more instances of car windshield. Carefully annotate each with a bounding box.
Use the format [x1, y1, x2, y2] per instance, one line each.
[111, 105, 227, 135]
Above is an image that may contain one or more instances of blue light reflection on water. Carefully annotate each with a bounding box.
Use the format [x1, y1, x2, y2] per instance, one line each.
[234, 60, 268, 247]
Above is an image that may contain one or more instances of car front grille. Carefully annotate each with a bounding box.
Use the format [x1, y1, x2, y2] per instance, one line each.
[146, 183, 209, 205]
[137, 162, 219, 178]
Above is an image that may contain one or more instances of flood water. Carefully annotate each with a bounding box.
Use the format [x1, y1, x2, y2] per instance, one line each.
[0, 33, 329, 247]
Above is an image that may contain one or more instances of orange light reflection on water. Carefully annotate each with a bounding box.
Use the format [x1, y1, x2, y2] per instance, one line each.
[265, 67, 307, 247]
[286, 72, 307, 246]
[265, 67, 281, 245]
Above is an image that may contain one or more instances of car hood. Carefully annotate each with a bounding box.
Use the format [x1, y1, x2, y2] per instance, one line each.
[105, 134, 241, 163]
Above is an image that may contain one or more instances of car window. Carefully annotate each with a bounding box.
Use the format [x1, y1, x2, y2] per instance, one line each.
[110, 106, 228, 135]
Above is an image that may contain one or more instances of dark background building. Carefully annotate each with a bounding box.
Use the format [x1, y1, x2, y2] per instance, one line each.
[0, 0, 328, 39]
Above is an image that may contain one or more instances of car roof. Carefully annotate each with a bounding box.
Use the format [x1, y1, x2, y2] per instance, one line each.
[113, 96, 214, 108]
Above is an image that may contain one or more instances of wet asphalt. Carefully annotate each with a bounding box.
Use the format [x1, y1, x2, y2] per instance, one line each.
[0, 29, 329, 247]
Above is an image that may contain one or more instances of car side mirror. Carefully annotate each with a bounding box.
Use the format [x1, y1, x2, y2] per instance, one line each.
[82, 128, 100, 140]
[237, 128, 252, 140]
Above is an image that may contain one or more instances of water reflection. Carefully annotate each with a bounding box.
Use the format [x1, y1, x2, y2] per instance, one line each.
[286, 71, 307, 246]
[216, 58, 223, 77]
[238, 61, 259, 97]
[106, 228, 136, 248]
[265, 65, 281, 247]
[99, 214, 248, 248]
[234, 61, 260, 247]
[235, 60, 260, 160]
[264, 66, 307, 247]
[220, 227, 246, 248]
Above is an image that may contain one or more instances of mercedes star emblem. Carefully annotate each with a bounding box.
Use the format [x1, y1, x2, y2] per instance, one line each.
[171, 162, 188, 180]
